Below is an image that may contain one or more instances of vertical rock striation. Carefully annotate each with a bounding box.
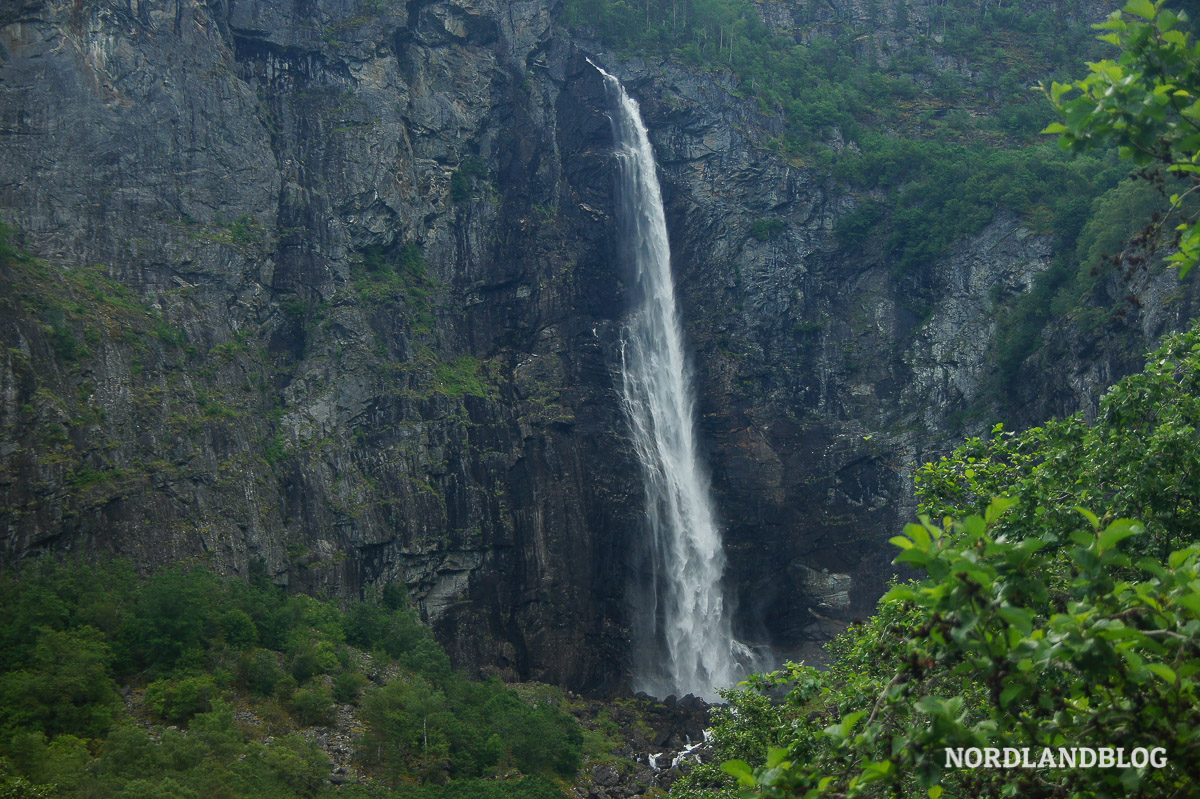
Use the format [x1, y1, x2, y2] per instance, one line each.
[0, 0, 643, 690]
[2, 0, 1198, 689]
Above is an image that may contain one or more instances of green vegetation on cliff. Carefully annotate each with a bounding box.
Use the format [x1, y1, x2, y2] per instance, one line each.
[991, 0, 1200, 384]
[670, 324, 1200, 799]
[566, 0, 1099, 140]
[670, 5, 1200, 796]
[0, 560, 581, 798]
[564, 0, 1200, 397]
[565, 0, 1119, 271]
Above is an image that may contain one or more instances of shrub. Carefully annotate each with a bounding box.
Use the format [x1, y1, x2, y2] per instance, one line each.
[145, 674, 222, 723]
[727, 507, 1200, 797]
[259, 734, 329, 794]
[450, 157, 486, 203]
[238, 648, 286, 697]
[217, 609, 258, 650]
[333, 670, 368, 704]
[290, 683, 335, 727]
[0, 626, 119, 740]
[748, 218, 784, 241]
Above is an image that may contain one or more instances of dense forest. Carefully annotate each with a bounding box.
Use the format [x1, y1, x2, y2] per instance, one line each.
[0, 555, 586, 797]
[4, 0, 1200, 796]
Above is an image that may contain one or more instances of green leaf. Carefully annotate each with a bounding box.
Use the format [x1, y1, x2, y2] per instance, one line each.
[895, 548, 931, 567]
[838, 710, 867, 739]
[1177, 592, 1200, 616]
[1000, 683, 1024, 706]
[906, 522, 932, 551]
[765, 747, 789, 768]
[998, 605, 1034, 637]
[722, 759, 755, 785]
[1074, 507, 1101, 530]
[1169, 549, 1192, 569]
[914, 696, 946, 716]
[1147, 663, 1176, 685]
[890, 535, 915, 551]
[1014, 537, 1048, 559]
[882, 585, 918, 603]
[1070, 529, 1094, 546]
[859, 759, 893, 784]
[1137, 557, 1168, 579]
[1124, 0, 1156, 20]
[1098, 519, 1143, 552]
[928, 787, 944, 799]
[962, 515, 986, 538]
[985, 496, 1018, 525]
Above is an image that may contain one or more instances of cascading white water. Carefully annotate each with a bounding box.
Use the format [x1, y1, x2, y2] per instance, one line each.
[594, 62, 755, 701]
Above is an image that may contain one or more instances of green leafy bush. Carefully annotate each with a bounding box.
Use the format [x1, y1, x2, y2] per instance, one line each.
[290, 683, 335, 727]
[749, 218, 784, 242]
[333, 670, 368, 704]
[723, 506, 1200, 797]
[361, 674, 582, 782]
[145, 674, 223, 723]
[702, 327, 1200, 796]
[0, 627, 119, 740]
[217, 609, 259, 650]
[919, 324, 1200, 559]
[238, 648, 288, 697]
[450, 157, 486, 203]
[123, 566, 221, 675]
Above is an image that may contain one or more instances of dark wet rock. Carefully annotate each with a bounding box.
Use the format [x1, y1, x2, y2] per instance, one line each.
[2, 0, 1196, 695]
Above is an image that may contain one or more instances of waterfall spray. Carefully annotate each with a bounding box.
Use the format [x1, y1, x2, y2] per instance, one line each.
[593, 62, 755, 701]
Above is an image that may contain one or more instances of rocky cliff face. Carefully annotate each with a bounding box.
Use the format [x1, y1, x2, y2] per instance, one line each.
[0, 0, 643, 690]
[608, 60, 1075, 648]
[1, 0, 1195, 689]
[578, 0, 1200, 659]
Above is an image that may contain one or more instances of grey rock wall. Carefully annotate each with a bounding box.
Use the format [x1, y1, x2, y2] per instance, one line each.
[2, 0, 1196, 688]
[0, 0, 641, 691]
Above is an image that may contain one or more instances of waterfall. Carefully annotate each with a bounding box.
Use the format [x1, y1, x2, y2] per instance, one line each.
[593, 62, 755, 701]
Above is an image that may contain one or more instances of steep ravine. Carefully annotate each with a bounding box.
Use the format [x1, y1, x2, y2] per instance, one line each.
[2, 0, 1198, 693]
